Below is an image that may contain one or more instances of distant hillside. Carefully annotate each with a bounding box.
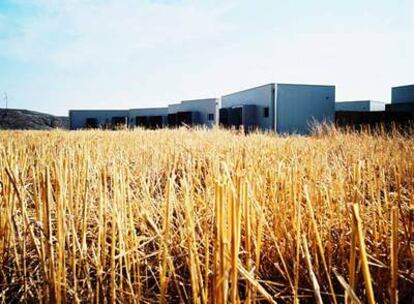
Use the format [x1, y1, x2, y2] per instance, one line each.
[0, 108, 69, 130]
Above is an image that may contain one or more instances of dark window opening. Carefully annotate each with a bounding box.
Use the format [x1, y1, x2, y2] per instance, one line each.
[230, 108, 243, 128]
[263, 107, 269, 118]
[208, 113, 215, 121]
[86, 118, 98, 128]
[111, 116, 127, 128]
[177, 111, 193, 126]
[220, 107, 242, 129]
[219, 108, 229, 126]
[136, 116, 148, 127]
[148, 116, 163, 129]
[168, 113, 177, 127]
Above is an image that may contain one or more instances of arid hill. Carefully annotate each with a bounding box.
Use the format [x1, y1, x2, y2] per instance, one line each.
[0, 108, 68, 130]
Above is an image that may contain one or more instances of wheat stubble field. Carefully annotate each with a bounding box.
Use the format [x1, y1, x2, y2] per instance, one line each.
[0, 128, 413, 303]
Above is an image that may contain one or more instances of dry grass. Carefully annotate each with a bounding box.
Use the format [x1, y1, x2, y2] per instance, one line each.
[0, 127, 413, 303]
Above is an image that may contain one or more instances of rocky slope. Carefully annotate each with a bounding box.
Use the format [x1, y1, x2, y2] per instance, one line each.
[0, 108, 69, 130]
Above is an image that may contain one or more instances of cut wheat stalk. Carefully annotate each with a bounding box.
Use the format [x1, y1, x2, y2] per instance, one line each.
[302, 234, 323, 304]
[352, 203, 376, 304]
[0, 128, 413, 303]
[390, 206, 399, 304]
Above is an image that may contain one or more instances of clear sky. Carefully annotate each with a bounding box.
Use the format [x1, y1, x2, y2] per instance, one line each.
[0, 0, 413, 115]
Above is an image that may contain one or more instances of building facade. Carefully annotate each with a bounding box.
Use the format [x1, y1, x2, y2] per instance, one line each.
[69, 99, 219, 130]
[221, 83, 335, 134]
[388, 85, 414, 113]
[69, 84, 338, 133]
[392, 85, 414, 104]
[69, 110, 129, 130]
[335, 100, 385, 112]
[129, 107, 168, 129]
[167, 98, 218, 128]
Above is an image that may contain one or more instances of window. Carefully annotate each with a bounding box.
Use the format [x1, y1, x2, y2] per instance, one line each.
[208, 113, 215, 121]
[85, 118, 98, 128]
[263, 107, 269, 118]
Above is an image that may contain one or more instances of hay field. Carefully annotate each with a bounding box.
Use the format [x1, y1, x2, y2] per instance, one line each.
[0, 128, 413, 303]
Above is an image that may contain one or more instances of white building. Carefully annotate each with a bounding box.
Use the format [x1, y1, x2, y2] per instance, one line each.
[167, 98, 218, 128]
[221, 83, 335, 134]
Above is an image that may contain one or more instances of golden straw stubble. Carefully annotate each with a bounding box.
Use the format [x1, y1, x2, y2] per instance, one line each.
[0, 128, 412, 303]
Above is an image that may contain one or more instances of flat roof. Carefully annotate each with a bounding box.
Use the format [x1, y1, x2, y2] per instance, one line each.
[337, 100, 385, 104]
[181, 98, 217, 104]
[129, 107, 168, 111]
[222, 83, 275, 97]
[69, 109, 128, 112]
[222, 82, 335, 97]
[392, 84, 414, 89]
[277, 83, 335, 87]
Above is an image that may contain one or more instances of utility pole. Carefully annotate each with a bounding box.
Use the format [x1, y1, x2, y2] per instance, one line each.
[3, 92, 7, 109]
[3, 92, 7, 116]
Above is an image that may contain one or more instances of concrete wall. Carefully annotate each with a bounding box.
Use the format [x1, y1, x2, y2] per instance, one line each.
[129, 107, 168, 126]
[369, 101, 386, 111]
[335, 101, 385, 112]
[221, 83, 334, 134]
[221, 84, 275, 130]
[168, 103, 181, 114]
[168, 98, 218, 127]
[69, 110, 129, 130]
[336, 101, 370, 112]
[68, 84, 334, 133]
[276, 84, 335, 134]
[392, 85, 414, 104]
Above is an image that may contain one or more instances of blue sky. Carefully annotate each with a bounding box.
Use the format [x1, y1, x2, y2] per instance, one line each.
[0, 0, 413, 115]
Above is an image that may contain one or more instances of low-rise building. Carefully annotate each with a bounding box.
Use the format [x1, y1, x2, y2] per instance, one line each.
[220, 83, 335, 134]
[387, 85, 414, 113]
[167, 98, 218, 128]
[129, 107, 168, 129]
[335, 100, 385, 112]
[69, 109, 129, 130]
